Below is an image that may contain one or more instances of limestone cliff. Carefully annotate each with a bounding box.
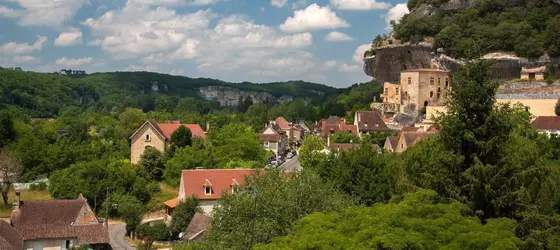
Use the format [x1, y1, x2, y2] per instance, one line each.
[197, 86, 295, 107]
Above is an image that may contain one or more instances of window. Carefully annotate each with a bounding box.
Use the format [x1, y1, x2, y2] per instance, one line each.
[401, 144, 404, 149]
[437, 88, 441, 99]
[145, 134, 151, 142]
[384, 88, 388, 95]
[375, 123, 379, 127]
[445, 78, 449, 87]
[231, 185, 239, 194]
[204, 186, 212, 195]
[395, 87, 399, 94]
[264, 141, 269, 148]
[407, 77, 411, 84]
[430, 91, 434, 98]
[365, 122, 368, 127]
[438, 78, 441, 85]
[430, 77, 435, 85]
[65, 240, 72, 249]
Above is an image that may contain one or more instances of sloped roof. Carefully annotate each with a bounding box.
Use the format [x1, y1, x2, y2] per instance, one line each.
[386, 136, 398, 150]
[0, 220, 22, 250]
[403, 132, 436, 146]
[152, 120, 206, 140]
[401, 126, 420, 132]
[275, 117, 291, 130]
[532, 116, 560, 130]
[164, 197, 181, 208]
[521, 66, 546, 74]
[177, 169, 255, 200]
[259, 123, 285, 142]
[355, 111, 389, 132]
[184, 212, 211, 241]
[10, 195, 109, 244]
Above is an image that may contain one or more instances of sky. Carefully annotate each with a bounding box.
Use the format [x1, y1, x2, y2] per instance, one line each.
[0, 0, 409, 88]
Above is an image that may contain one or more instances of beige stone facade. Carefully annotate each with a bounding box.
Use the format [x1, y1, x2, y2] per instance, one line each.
[381, 82, 401, 104]
[24, 239, 76, 250]
[400, 69, 451, 112]
[130, 123, 167, 165]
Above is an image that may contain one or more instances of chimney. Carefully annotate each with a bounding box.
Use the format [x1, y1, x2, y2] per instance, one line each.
[13, 191, 20, 210]
[206, 121, 210, 132]
[327, 135, 331, 147]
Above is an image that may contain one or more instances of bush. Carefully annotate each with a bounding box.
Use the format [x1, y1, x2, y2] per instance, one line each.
[29, 182, 47, 191]
[137, 221, 171, 241]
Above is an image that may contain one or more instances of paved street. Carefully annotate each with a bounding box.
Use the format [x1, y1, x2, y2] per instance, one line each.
[109, 223, 136, 250]
[279, 155, 300, 172]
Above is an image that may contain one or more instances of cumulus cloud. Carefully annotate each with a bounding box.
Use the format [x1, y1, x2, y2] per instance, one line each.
[330, 0, 391, 10]
[12, 55, 40, 64]
[0, 5, 22, 17]
[339, 63, 361, 72]
[6, 0, 88, 27]
[55, 57, 93, 66]
[325, 31, 354, 41]
[385, 3, 409, 28]
[54, 30, 83, 46]
[324, 60, 337, 68]
[125, 64, 159, 71]
[353, 43, 371, 63]
[280, 4, 350, 33]
[0, 36, 47, 54]
[270, 0, 287, 8]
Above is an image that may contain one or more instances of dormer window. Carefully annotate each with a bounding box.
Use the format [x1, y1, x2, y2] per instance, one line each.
[375, 123, 379, 127]
[145, 134, 151, 142]
[231, 179, 240, 194]
[204, 179, 213, 195]
[365, 122, 368, 127]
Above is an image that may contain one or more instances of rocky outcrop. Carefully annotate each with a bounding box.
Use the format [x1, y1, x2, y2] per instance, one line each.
[198, 86, 281, 107]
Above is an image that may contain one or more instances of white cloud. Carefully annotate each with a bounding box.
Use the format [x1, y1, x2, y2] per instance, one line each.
[353, 43, 371, 63]
[6, 0, 89, 27]
[0, 36, 47, 54]
[0, 5, 22, 17]
[55, 57, 93, 66]
[291, 0, 308, 10]
[125, 64, 158, 71]
[280, 4, 350, 33]
[271, 0, 287, 8]
[330, 0, 391, 10]
[324, 60, 337, 68]
[129, 0, 222, 6]
[386, 3, 409, 28]
[169, 69, 184, 75]
[12, 55, 40, 64]
[339, 63, 361, 72]
[54, 30, 83, 46]
[325, 31, 354, 41]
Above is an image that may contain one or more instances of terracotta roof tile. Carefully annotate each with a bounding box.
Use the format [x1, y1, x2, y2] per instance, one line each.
[164, 197, 181, 208]
[260, 134, 281, 141]
[152, 121, 206, 140]
[275, 117, 291, 130]
[0, 221, 22, 250]
[184, 212, 211, 241]
[179, 169, 256, 200]
[532, 116, 560, 130]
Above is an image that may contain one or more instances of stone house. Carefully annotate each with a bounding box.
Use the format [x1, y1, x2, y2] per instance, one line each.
[164, 169, 255, 216]
[400, 69, 451, 112]
[354, 111, 390, 136]
[275, 117, 293, 139]
[8, 193, 109, 250]
[383, 136, 398, 153]
[317, 116, 358, 138]
[394, 131, 437, 153]
[259, 122, 288, 161]
[130, 120, 206, 164]
[381, 82, 401, 104]
[531, 116, 560, 137]
[521, 66, 546, 81]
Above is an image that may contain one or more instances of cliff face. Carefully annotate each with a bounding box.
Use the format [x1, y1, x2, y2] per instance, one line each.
[197, 86, 295, 107]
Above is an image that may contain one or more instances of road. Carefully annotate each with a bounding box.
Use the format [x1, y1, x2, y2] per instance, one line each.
[279, 155, 300, 172]
[109, 223, 136, 250]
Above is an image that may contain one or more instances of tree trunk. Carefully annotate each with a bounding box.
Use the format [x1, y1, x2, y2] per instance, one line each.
[1, 192, 8, 206]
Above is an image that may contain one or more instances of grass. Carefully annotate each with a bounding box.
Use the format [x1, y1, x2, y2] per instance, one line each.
[0, 189, 52, 217]
[145, 183, 178, 212]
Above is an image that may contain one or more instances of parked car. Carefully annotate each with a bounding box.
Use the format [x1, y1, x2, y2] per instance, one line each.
[287, 152, 294, 159]
[270, 160, 278, 166]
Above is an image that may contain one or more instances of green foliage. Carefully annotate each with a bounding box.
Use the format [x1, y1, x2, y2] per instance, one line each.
[29, 182, 48, 191]
[138, 147, 166, 181]
[0, 111, 15, 149]
[164, 144, 212, 186]
[170, 126, 192, 150]
[555, 100, 560, 116]
[118, 195, 144, 235]
[169, 197, 201, 237]
[200, 169, 353, 250]
[255, 190, 521, 250]
[208, 123, 267, 167]
[298, 135, 327, 169]
[330, 131, 359, 143]
[396, 2, 560, 58]
[137, 221, 171, 241]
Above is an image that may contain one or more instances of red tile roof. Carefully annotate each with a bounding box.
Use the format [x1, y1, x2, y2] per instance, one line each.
[164, 197, 181, 208]
[10, 195, 109, 245]
[180, 169, 256, 200]
[275, 117, 291, 130]
[531, 116, 560, 130]
[0, 221, 22, 250]
[319, 116, 358, 137]
[260, 134, 281, 141]
[401, 126, 420, 132]
[152, 120, 206, 140]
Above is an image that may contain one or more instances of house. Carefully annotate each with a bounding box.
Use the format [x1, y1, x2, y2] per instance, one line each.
[164, 169, 255, 216]
[182, 212, 211, 243]
[130, 120, 206, 164]
[521, 66, 546, 81]
[259, 122, 289, 161]
[394, 131, 437, 153]
[383, 136, 399, 153]
[275, 117, 293, 139]
[531, 116, 560, 137]
[317, 116, 358, 138]
[354, 111, 390, 135]
[9, 192, 110, 250]
[0, 220, 23, 250]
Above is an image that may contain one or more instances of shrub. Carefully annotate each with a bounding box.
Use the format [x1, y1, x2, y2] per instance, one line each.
[137, 221, 171, 242]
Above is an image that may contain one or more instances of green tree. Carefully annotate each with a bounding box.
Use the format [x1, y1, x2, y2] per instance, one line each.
[298, 135, 327, 169]
[138, 147, 166, 181]
[0, 112, 15, 149]
[208, 123, 266, 166]
[118, 196, 144, 236]
[171, 126, 192, 148]
[555, 100, 560, 116]
[202, 169, 352, 250]
[330, 131, 359, 143]
[164, 143, 213, 186]
[137, 221, 171, 241]
[169, 197, 201, 237]
[254, 190, 521, 250]
[119, 108, 146, 131]
[154, 95, 175, 112]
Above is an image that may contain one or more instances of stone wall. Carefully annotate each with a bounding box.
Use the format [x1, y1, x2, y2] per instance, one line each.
[130, 124, 167, 165]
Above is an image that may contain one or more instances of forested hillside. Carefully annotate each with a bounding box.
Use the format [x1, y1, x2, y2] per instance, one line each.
[0, 69, 341, 117]
[395, 0, 560, 58]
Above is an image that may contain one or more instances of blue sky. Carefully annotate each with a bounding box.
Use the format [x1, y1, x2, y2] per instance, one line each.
[0, 0, 409, 88]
